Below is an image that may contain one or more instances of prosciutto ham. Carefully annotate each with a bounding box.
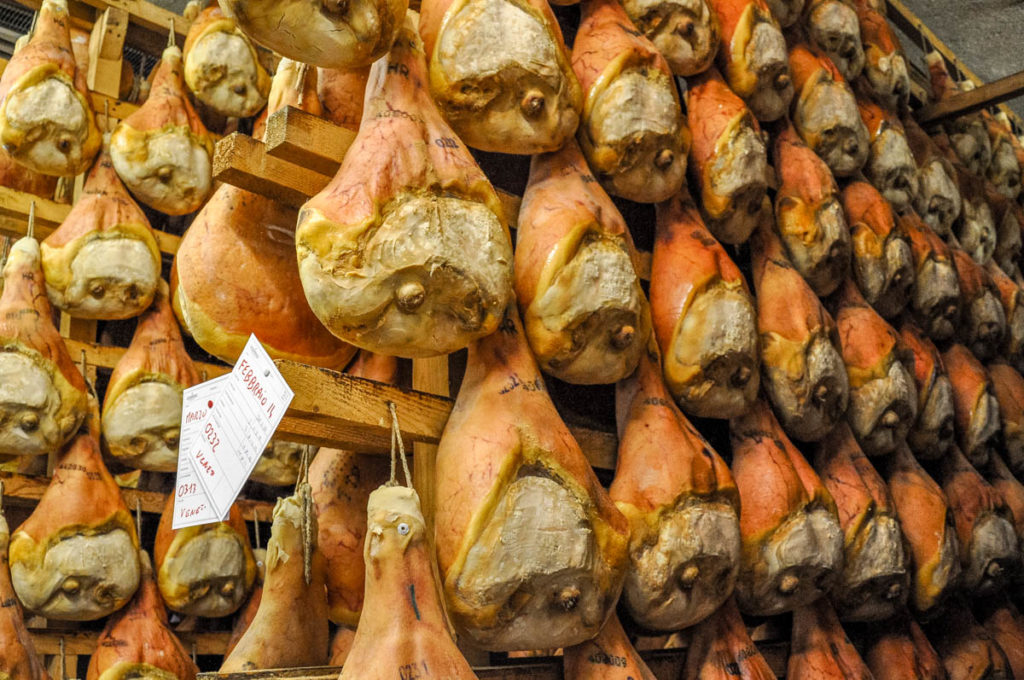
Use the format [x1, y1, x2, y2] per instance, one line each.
[804, 0, 865, 82]
[988, 362, 1024, 477]
[903, 116, 962, 238]
[618, 0, 720, 76]
[950, 247, 1006, 361]
[317, 66, 370, 131]
[898, 323, 955, 460]
[928, 53, 992, 177]
[985, 263, 1024, 372]
[683, 597, 777, 680]
[976, 593, 1024, 679]
[563, 614, 659, 680]
[923, 602, 1013, 680]
[852, 0, 910, 110]
[898, 212, 961, 342]
[862, 615, 947, 680]
[787, 599, 874, 680]
[855, 85, 919, 212]
[942, 344, 1001, 468]
[0, 487, 49, 680]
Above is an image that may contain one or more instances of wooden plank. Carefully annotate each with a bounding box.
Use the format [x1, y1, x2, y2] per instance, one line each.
[62, 338, 227, 377]
[916, 69, 1024, 124]
[213, 133, 331, 210]
[86, 7, 127, 99]
[411, 355, 448, 529]
[263, 107, 356, 178]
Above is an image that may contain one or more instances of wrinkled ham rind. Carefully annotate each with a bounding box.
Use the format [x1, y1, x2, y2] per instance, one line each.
[942, 344, 1001, 468]
[815, 424, 908, 621]
[903, 116, 962, 237]
[985, 116, 1022, 202]
[0, 498, 49, 680]
[852, 0, 909, 111]
[296, 15, 513, 358]
[949, 248, 1006, 361]
[862, 615, 947, 680]
[898, 323, 955, 459]
[976, 594, 1024, 679]
[317, 66, 370, 131]
[706, 0, 793, 122]
[248, 441, 314, 487]
[854, 86, 919, 212]
[833, 278, 916, 456]
[340, 485, 478, 680]
[619, 0, 720, 76]
[154, 496, 255, 618]
[182, 6, 270, 119]
[772, 123, 851, 296]
[685, 67, 768, 243]
[988, 364, 1024, 478]
[787, 599, 873, 679]
[987, 186, 1023, 279]
[651, 190, 759, 418]
[803, 0, 864, 82]
[0, 0, 100, 177]
[421, 0, 582, 155]
[611, 346, 740, 631]
[683, 597, 777, 680]
[752, 218, 848, 441]
[882, 444, 961, 616]
[927, 52, 992, 178]
[9, 426, 141, 621]
[984, 263, 1024, 372]
[729, 399, 843, 616]
[898, 212, 961, 342]
[101, 281, 198, 472]
[41, 147, 161, 320]
[0, 237, 88, 457]
[85, 551, 197, 680]
[109, 46, 213, 216]
[571, 0, 689, 202]
[221, 485, 329, 671]
[841, 181, 913, 320]
[434, 306, 628, 651]
[923, 601, 1013, 680]
[563, 614, 658, 679]
[515, 139, 650, 384]
[220, 0, 406, 70]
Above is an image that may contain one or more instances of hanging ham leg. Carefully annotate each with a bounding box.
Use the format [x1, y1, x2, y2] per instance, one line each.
[85, 550, 198, 680]
[898, 323, 955, 460]
[882, 444, 961, 617]
[942, 344, 1001, 468]
[988, 363, 1024, 477]
[903, 116, 962, 238]
[841, 181, 913, 320]
[0, 149, 57, 200]
[0, 0, 101, 176]
[0, 489, 48, 680]
[730, 399, 843, 616]
[763, 0, 803, 26]
[804, 0, 864, 82]
[862, 615, 947, 680]
[248, 441, 314, 487]
[788, 599, 873, 680]
[434, 306, 629, 651]
[855, 87, 919, 212]
[683, 597, 777, 680]
[985, 116, 1022, 201]
[928, 52, 992, 177]
[317, 66, 370, 131]
[772, 122, 851, 296]
[899, 212, 961, 342]
[571, 0, 689, 202]
[976, 594, 1024, 679]
[611, 347, 740, 631]
[951, 248, 1006, 361]
[983, 452, 1024, 592]
[296, 14, 513, 357]
[223, 548, 265, 658]
[619, 0, 720, 76]
[852, 0, 910, 110]
[650, 190, 758, 418]
[420, 0, 582, 155]
[984, 263, 1024, 372]
[752, 217, 848, 441]
[563, 614, 658, 679]
[923, 601, 1013, 680]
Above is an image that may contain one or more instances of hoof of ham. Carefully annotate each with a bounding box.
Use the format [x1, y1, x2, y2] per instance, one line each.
[154, 497, 255, 618]
[854, 0, 910, 111]
[904, 117, 962, 237]
[421, 0, 582, 155]
[0, 488, 48, 680]
[815, 424, 908, 621]
[651, 190, 759, 418]
[943, 344, 1001, 468]
[0, 0, 101, 176]
[620, 0, 720, 76]
[772, 122, 851, 296]
[434, 306, 628, 651]
[516, 140, 650, 384]
[899, 323, 955, 460]
[834, 278, 917, 456]
[563, 614, 659, 679]
[899, 212, 961, 342]
[611, 346, 740, 631]
[923, 600, 1013, 680]
[988, 363, 1024, 477]
[805, 0, 865, 82]
[842, 182, 913, 319]
[296, 15, 513, 358]
[752, 219, 848, 441]
[862, 615, 947, 680]
[572, 0, 689, 202]
[951, 248, 1006, 361]
[317, 66, 370, 131]
[855, 88, 919, 212]
[183, 6, 270, 118]
[788, 599, 874, 679]
[730, 399, 843, 616]
[683, 597, 778, 680]
[685, 68, 769, 243]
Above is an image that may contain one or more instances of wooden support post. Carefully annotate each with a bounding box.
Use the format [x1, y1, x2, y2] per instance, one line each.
[86, 8, 128, 99]
[411, 356, 448, 528]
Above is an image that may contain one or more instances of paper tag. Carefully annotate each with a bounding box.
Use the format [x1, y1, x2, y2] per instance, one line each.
[172, 375, 229, 529]
[182, 335, 294, 521]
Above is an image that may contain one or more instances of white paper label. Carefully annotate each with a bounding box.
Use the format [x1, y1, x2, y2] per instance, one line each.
[172, 375, 229, 529]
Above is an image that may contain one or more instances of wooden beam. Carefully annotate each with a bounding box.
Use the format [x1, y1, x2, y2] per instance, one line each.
[263, 107, 356, 178]
[213, 133, 331, 210]
[916, 69, 1024, 124]
[86, 7, 127, 98]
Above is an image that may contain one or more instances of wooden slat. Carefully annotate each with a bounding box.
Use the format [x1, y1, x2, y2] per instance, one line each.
[916, 69, 1024, 124]
[86, 7, 127, 99]
[213, 133, 331, 210]
[263, 107, 357, 178]
[62, 338, 227, 377]
[412, 355, 449, 531]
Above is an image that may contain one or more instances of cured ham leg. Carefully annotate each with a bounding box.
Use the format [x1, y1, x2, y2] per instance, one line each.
[421, 0, 582, 155]
[788, 599, 873, 680]
[0, 233, 90, 457]
[804, 0, 864, 82]
[85, 550, 198, 680]
[855, 87, 918, 212]
[515, 139, 650, 384]
[853, 0, 910, 110]
[923, 601, 1013, 680]
[0, 489, 48, 680]
[154, 496, 256, 617]
[951, 247, 1006, 361]
[815, 424, 908, 621]
[102, 281, 199, 472]
[685, 68, 768, 243]
[611, 347, 740, 631]
[862, 615, 946, 680]
[9, 424, 140, 620]
[434, 306, 628, 650]
[986, 116, 1022, 201]
[763, 0, 803, 26]
[976, 594, 1024, 679]
[833, 278, 916, 456]
[942, 344, 1001, 468]
[730, 399, 843, 616]
[41, 145, 160, 320]
[899, 212, 961, 342]
[339, 483, 478, 680]
[988, 363, 1024, 477]
[328, 627, 355, 666]
[898, 323, 954, 460]
[224, 548, 265, 658]
[752, 218, 848, 441]
[988, 189, 1023, 279]
[248, 441, 313, 487]
[706, 0, 793, 121]
[0, 0, 100, 176]
[221, 484, 329, 670]
[683, 597, 777, 680]
[571, 0, 689, 202]
[904, 116, 962, 237]
[183, 6, 270, 118]
[296, 15, 513, 357]
[110, 42, 213, 216]
[841, 181, 913, 319]
[619, 0, 720, 76]
[983, 453, 1024, 590]
[882, 444, 961, 616]
[928, 53, 991, 177]
[563, 614, 658, 679]
[650, 190, 758, 418]
[985, 263, 1024, 371]
[317, 66, 370, 131]
[772, 122, 851, 296]
[0, 149, 57, 199]
[938, 445, 1020, 596]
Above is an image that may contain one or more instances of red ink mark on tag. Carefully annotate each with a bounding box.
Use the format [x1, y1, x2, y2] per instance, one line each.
[208, 400, 214, 408]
